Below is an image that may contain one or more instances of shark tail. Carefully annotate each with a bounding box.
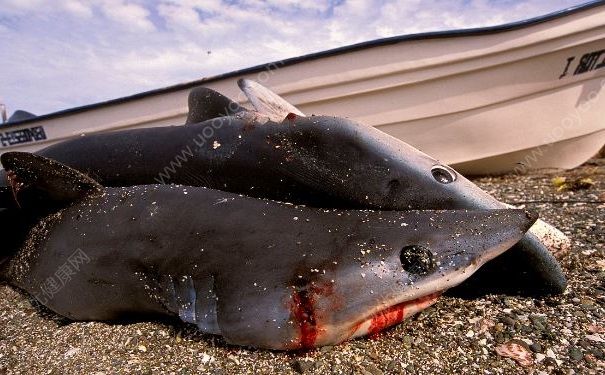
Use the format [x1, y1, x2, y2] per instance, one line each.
[0, 152, 105, 281]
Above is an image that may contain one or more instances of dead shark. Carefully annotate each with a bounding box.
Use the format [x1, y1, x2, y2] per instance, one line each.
[0, 152, 537, 350]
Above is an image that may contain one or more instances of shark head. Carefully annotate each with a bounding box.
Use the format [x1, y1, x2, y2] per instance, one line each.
[269, 115, 500, 211]
[234, 79, 500, 210]
[323, 210, 537, 345]
[213, 208, 537, 350]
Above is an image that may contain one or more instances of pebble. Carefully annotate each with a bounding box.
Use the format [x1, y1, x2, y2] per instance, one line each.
[364, 362, 383, 375]
[569, 346, 583, 361]
[401, 335, 413, 348]
[64, 347, 81, 358]
[386, 360, 398, 372]
[577, 339, 591, 349]
[546, 348, 557, 359]
[590, 348, 604, 360]
[367, 351, 379, 361]
[501, 316, 516, 326]
[292, 359, 313, 374]
[530, 343, 543, 353]
[585, 334, 605, 343]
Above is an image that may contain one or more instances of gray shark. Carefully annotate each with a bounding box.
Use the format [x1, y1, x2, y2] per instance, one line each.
[0, 152, 536, 350]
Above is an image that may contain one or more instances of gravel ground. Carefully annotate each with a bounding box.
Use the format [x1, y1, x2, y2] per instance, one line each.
[1, 158, 604, 375]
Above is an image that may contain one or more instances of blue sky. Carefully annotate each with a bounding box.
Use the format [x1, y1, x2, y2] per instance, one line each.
[0, 0, 591, 116]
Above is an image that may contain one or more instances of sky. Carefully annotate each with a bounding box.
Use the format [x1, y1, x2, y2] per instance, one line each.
[0, 0, 593, 116]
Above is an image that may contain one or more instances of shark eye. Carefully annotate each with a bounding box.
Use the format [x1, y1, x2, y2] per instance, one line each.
[400, 245, 436, 275]
[431, 165, 456, 184]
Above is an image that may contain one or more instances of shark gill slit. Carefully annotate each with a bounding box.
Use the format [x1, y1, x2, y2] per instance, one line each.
[175, 275, 197, 324]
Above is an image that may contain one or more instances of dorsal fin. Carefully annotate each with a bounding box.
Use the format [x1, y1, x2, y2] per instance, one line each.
[0, 152, 102, 210]
[186, 87, 247, 124]
[237, 79, 305, 122]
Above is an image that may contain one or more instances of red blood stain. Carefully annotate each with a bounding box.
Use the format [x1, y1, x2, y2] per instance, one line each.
[367, 304, 405, 338]
[288, 282, 334, 350]
[367, 292, 440, 338]
[285, 113, 297, 121]
[290, 289, 318, 349]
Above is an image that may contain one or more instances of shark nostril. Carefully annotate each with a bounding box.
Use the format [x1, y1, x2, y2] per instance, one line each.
[431, 165, 456, 184]
[400, 245, 436, 275]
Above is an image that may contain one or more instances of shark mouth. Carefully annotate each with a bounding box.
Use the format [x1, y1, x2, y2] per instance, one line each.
[286, 284, 442, 350]
[348, 292, 441, 340]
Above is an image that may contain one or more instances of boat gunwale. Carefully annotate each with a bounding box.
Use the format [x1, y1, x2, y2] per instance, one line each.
[3, 0, 605, 128]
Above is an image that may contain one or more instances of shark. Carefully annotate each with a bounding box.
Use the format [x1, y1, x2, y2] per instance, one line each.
[0, 152, 537, 350]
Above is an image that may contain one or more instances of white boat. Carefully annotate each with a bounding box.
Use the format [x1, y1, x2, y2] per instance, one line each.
[1, 1, 604, 175]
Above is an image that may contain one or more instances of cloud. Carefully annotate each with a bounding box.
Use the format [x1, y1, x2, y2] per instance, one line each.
[62, 0, 94, 19]
[0, 0, 589, 116]
[99, 0, 155, 31]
